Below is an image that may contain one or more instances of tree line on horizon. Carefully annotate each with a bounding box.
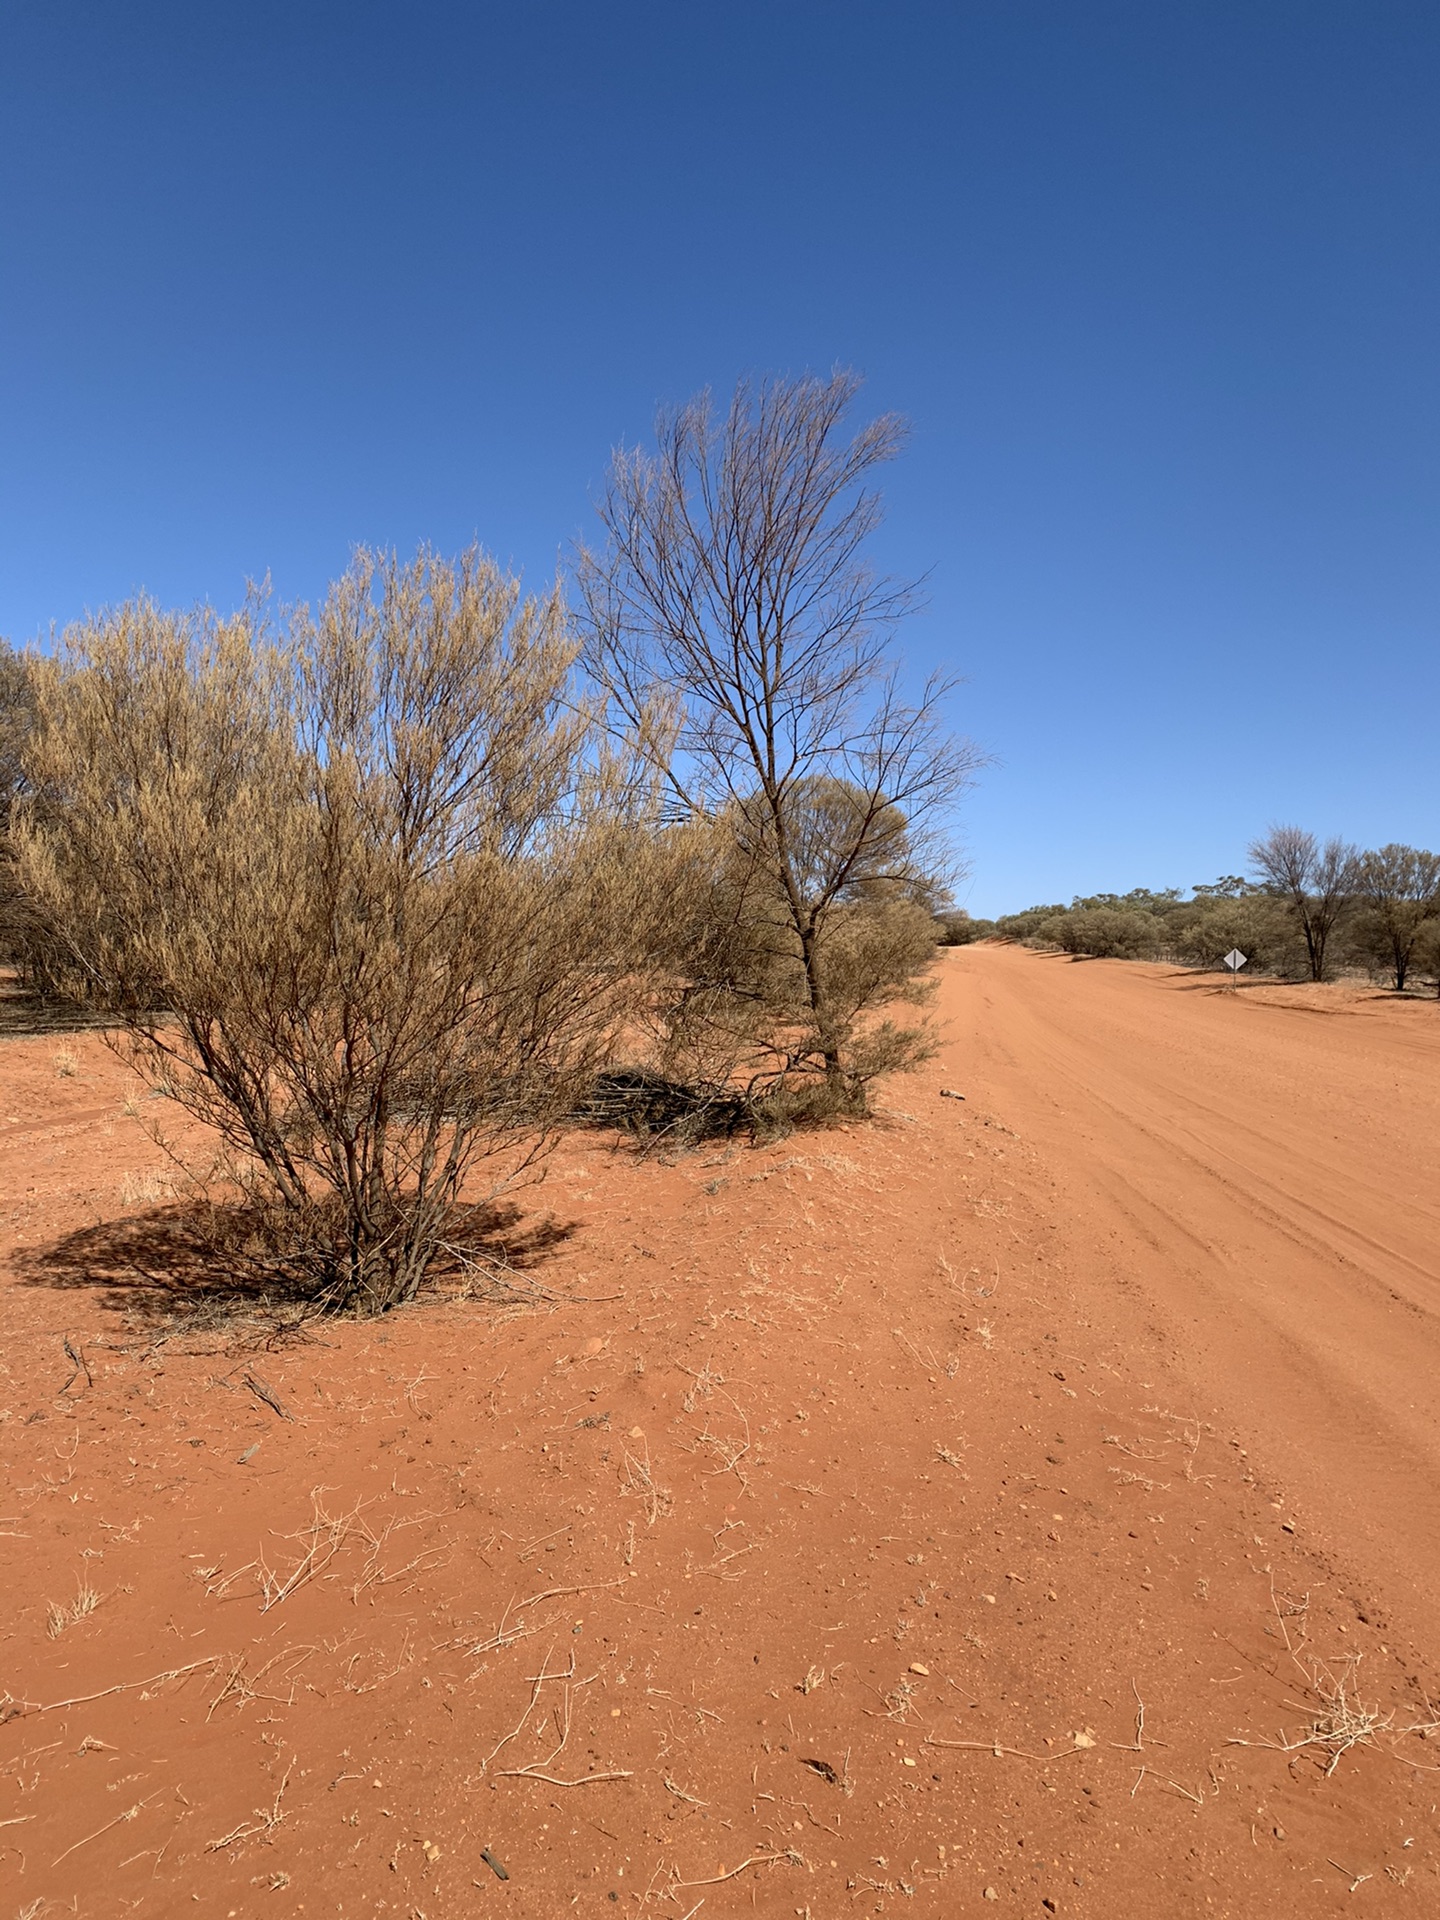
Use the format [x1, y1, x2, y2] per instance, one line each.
[0, 372, 979, 1317]
[941, 827, 1440, 992]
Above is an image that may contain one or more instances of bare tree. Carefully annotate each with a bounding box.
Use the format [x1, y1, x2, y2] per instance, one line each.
[1354, 843, 1440, 991]
[16, 548, 675, 1314]
[577, 370, 982, 1113]
[1247, 825, 1359, 981]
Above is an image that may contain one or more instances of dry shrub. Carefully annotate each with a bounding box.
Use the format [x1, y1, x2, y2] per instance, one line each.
[16, 546, 676, 1313]
[580, 371, 982, 1116]
[653, 805, 942, 1123]
[0, 640, 42, 971]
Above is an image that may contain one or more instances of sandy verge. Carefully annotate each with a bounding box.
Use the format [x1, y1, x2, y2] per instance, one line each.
[2, 947, 1438, 1917]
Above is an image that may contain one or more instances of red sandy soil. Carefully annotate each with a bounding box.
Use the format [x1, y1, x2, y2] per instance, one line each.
[3, 945, 1440, 1920]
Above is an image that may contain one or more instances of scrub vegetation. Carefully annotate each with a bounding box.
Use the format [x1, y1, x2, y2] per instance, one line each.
[993, 827, 1440, 990]
[0, 372, 977, 1314]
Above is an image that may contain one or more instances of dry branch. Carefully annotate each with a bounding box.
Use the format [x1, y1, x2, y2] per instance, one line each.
[671, 1850, 790, 1888]
[923, 1738, 1088, 1762]
[206, 1759, 294, 1852]
[242, 1370, 293, 1422]
[4, 1656, 221, 1720]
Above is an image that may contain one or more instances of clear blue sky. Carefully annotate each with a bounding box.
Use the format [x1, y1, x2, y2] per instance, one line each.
[2, 2, 1435, 915]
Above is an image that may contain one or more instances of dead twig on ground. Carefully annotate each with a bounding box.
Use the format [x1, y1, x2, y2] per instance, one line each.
[243, 1370, 293, 1422]
[52, 1793, 159, 1866]
[688, 1387, 753, 1494]
[664, 1778, 708, 1806]
[209, 1487, 359, 1611]
[206, 1758, 294, 1851]
[670, 1850, 791, 1889]
[620, 1437, 672, 1525]
[205, 1645, 316, 1720]
[496, 1767, 634, 1786]
[1327, 1859, 1373, 1893]
[793, 1799, 842, 1838]
[4, 1656, 220, 1720]
[61, 1338, 92, 1394]
[1110, 1680, 1146, 1752]
[1130, 1765, 1204, 1807]
[485, 1646, 631, 1788]
[517, 1522, 573, 1562]
[465, 1577, 626, 1659]
[923, 1737, 1090, 1761]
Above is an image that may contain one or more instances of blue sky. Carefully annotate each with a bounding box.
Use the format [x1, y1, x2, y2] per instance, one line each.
[2, 2, 1435, 915]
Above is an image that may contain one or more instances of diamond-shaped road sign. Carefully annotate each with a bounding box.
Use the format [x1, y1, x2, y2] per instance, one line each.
[1223, 949, 1248, 972]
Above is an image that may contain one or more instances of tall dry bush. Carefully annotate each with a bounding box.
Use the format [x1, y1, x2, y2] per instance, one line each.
[579, 370, 982, 1116]
[629, 781, 945, 1120]
[16, 548, 675, 1313]
[0, 641, 40, 970]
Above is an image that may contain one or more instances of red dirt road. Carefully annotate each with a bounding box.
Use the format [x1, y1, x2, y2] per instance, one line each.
[953, 945, 1440, 1661]
[2, 950, 1439, 1919]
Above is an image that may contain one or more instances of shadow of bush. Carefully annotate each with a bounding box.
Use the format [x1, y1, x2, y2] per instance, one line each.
[12, 1198, 576, 1335]
[0, 974, 113, 1039]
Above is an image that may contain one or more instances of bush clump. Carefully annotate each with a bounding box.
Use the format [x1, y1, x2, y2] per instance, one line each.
[14, 548, 681, 1314]
[993, 838, 1440, 992]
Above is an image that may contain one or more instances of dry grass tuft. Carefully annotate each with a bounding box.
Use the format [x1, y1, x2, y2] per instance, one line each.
[119, 1169, 173, 1207]
[45, 1582, 102, 1638]
[1228, 1587, 1440, 1777]
[206, 1487, 448, 1614]
[619, 1438, 672, 1526]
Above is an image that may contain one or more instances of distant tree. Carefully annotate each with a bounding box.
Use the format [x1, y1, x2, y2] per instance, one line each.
[578, 369, 983, 1114]
[1036, 906, 1162, 960]
[1165, 891, 1296, 973]
[992, 904, 1067, 942]
[935, 909, 994, 946]
[1247, 826, 1359, 982]
[1191, 875, 1254, 899]
[1072, 887, 1183, 915]
[1353, 844, 1440, 990]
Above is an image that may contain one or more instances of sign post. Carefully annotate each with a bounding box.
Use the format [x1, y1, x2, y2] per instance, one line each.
[1223, 948, 1248, 990]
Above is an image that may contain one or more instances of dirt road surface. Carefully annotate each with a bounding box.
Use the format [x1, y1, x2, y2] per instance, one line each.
[953, 944, 1440, 1659]
[2, 949, 1438, 1919]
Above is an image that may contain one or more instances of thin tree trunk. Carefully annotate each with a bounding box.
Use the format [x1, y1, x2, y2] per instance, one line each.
[796, 920, 842, 1090]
